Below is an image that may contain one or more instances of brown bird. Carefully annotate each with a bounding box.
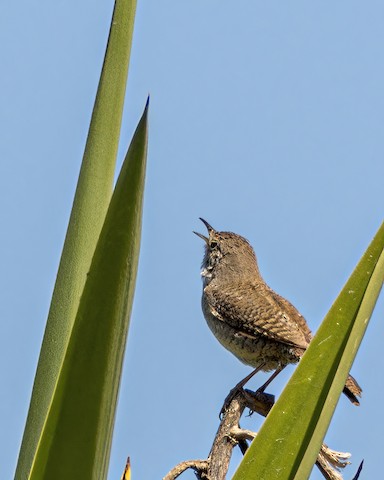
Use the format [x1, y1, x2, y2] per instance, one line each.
[194, 218, 361, 405]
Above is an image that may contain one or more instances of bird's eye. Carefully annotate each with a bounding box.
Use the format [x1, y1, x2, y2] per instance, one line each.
[210, 241, 218, 249]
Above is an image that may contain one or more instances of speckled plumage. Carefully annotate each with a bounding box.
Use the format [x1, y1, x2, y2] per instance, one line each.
[195, 219, 362, 405]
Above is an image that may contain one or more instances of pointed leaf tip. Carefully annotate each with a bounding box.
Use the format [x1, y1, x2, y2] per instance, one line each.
[135, 97, 149, 135]
[121, 457, 131, 480]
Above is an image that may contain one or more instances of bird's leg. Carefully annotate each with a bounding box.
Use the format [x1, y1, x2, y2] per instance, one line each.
[220, 364, 265, 418]
[256, 365, 286, 394]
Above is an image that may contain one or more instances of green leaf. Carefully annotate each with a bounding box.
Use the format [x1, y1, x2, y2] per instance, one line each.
[232, 222, 384, 480]
[15, 1, 137, 478]
[29, 100, 148, 480]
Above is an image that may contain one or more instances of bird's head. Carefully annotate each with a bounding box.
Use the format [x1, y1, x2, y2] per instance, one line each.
[194, 218, 260, 286]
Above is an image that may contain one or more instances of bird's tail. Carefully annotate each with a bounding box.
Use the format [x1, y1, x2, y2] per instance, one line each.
[343, 374, 362, 405]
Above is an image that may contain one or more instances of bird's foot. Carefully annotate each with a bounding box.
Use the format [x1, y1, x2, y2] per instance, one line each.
[219, 366, 265, 418]
[220, 385, 243, 419]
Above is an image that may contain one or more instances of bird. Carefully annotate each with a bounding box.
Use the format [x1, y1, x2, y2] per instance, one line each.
[194, 218, 361, 405]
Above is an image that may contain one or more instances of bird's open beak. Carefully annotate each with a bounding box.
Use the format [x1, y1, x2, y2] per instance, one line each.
[193, 218, 214, 244]
[199, 218, 214, 233]
[193, 231, 209, 243]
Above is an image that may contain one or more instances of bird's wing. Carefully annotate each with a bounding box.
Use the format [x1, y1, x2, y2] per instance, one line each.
[269, 289, 312, 343]
[205, 282, 310, 350]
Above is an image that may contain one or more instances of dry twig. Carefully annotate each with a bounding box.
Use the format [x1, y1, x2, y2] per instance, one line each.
[163, 387, 353, 480]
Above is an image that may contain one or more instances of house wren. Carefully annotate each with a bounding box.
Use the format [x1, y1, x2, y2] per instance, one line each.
[194, 218, 361, 405]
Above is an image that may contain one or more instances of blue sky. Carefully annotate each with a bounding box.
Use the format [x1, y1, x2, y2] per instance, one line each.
[1, 1, 383, 479]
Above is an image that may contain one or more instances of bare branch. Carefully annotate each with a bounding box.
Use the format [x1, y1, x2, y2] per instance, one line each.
[229, 425, 257, 442]
[163, 459, 208, 480]
[163, 386, 355, 480]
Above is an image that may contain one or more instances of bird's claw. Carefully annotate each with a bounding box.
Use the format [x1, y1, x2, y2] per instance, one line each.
[219, 386, 242, 419]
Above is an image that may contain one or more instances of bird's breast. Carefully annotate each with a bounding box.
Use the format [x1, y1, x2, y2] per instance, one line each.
[202, 292, 300, 371]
